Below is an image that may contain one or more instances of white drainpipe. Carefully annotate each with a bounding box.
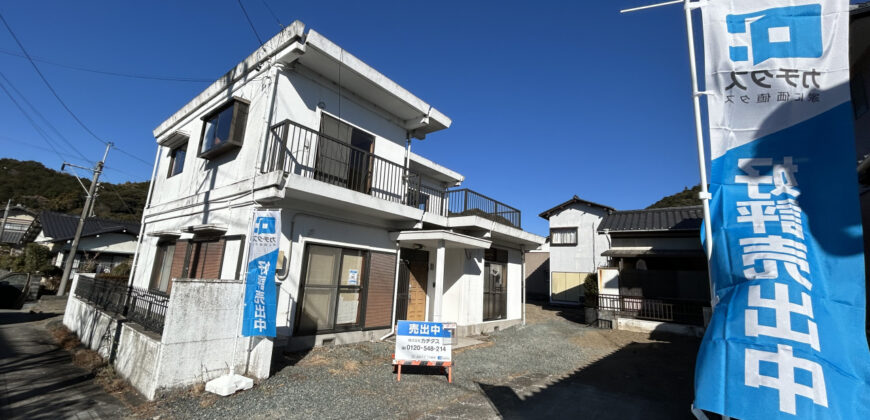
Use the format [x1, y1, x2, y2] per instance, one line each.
[126, 146, 161, 288]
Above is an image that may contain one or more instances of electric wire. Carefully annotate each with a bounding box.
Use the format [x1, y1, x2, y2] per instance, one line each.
[0, 48, 212, 83]
[0, 76, 75, 165]
[237, 0, 265, 46]
[0, 70, 92, 163]
[259, 0, 284, 29]
[0, 11, 108, 147]
[0, 11, 153, 170]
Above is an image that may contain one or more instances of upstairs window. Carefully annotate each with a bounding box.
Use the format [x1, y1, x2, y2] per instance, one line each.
[551, 227, 578, 246]
[168, 144, 186, 177]
[199, 99, 249, 159]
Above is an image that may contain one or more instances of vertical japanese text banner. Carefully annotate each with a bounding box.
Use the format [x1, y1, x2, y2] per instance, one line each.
[694, 1, 870, 418]
[241, 209, 280, 337]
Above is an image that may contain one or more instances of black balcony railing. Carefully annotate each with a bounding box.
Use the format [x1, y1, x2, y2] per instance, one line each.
[595, 293, 707, 326]
[446, 189, 521, 228]
[74, 275, 169, 335]
[262, 119, 447, 214]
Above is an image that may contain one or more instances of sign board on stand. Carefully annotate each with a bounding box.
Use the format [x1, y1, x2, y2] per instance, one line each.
[393, 320, 454, 382]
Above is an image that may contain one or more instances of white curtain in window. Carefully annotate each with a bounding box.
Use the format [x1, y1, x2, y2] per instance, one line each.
[552, 228, 577, 245]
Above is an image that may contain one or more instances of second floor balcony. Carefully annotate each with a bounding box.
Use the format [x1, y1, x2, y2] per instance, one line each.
[262, 119, 522, 229]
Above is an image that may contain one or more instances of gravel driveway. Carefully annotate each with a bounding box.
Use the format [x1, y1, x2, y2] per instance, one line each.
[145, 303, 701, 419]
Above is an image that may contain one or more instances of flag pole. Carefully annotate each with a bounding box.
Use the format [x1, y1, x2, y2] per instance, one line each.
[621, 0, 716, 307]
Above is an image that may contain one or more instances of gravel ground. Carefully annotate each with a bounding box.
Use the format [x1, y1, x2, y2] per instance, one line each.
[141, 303, 700, 420]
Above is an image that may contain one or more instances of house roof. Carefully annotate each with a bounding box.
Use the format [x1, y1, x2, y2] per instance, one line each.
[39, 211, 140, 242]
[598, 206, 703, 233]
[154, 21, 451, 141]
[539, 196, 615, 220]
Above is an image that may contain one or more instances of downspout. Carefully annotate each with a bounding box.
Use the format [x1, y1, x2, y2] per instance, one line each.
[127, 146, 161, 288]
[521, 246, 527, 326]
[379, 241, 402, 341]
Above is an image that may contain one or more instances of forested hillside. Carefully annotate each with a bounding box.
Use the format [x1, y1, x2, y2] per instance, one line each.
[647, 185, 703, 209]
[0, 158, 148, 221]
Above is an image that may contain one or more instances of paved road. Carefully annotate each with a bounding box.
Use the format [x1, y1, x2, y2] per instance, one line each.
[0, 309, 126, 419]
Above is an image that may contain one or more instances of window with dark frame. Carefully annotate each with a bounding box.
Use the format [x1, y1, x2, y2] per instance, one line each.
[168, 144, 187, 178]
[187, 237, 226, 280]
[550, 227, 578, 246]
[296, 244, 368, 335]
[199, 99, 249, 159]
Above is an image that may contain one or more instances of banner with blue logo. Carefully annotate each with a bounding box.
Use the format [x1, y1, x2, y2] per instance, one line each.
[241, 209, 280, 337]
[395, 320, 453, 362]
[695, 1, 870, 418]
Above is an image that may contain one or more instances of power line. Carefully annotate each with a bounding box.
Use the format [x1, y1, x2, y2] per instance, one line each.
[237, 0, 265, 46]
[0, 47, 213, 83]
[0, 70, 92, 163]
[0, 11, 108, 146]
[112, 146, 153, 167]
[0, 75, 74, 164]
[259, 0, 284, 29]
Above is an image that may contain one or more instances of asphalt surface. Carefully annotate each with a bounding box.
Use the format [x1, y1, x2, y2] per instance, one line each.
[0, 306, 127, 419]
[148, 303, 702, 419]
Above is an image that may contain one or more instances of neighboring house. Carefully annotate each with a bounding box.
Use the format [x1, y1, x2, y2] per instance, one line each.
[595, 206, 710, 328]
[64, 21, 543, 399]
[524, 242, 549, 301]
[35, 211, 139, 274]
[0, 205, 39, 247]
[538, 196, 614, 305]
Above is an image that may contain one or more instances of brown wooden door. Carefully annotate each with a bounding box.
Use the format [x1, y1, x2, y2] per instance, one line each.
[401, 249, 429, 321]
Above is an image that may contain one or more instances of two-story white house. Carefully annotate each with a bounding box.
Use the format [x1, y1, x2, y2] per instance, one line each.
[538, 196, 613, 305]
[63, 21, 543, 399]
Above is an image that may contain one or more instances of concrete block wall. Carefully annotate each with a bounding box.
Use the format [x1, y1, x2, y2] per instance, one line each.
[157, 278, 273, 392]
[63, 274, 274, 400]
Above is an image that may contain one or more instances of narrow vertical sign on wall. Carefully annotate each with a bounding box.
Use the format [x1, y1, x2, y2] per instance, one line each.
[242, 209, 280, 337]
[694, 1, 870, 418]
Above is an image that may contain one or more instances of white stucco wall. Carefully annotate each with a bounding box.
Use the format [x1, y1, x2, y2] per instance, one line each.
[548, 204, 611, 275]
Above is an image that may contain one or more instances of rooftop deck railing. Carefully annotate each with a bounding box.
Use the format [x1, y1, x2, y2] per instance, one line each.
[446, 189, 522, 228]
[262, 119, 448, 215]
[262, 120, 525, 228]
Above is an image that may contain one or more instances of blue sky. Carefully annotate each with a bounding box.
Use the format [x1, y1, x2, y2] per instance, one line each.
[0, 1, 859, 237]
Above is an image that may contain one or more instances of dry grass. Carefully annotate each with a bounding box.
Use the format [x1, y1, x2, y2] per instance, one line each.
[296, 351, 332, 367]
[50, 325, 81, 350]
[328, 360, 360, 375]
[72, 348, 106, 372]
[95, 365, 126, 393]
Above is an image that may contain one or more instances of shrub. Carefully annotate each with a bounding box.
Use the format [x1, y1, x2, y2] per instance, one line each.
[583, 272, 598, 306]
[110, 260, 132, 277]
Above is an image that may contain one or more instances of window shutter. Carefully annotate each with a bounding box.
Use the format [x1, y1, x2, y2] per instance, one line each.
[200, 238, 226, 279]
[168, 241, 189, 293]
[364, 251, 396, 329]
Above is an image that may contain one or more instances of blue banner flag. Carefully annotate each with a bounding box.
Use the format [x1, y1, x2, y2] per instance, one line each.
[241, 210, 280, 337]
[695, 1, 870, 418]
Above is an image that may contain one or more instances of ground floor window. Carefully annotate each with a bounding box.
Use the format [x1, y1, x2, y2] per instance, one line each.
[297, 244, 367, 335]
[150, 242, 176, 293]
[483, 248, 508, 321]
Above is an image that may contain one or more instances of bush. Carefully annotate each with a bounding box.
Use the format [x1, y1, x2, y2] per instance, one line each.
[22, 243, 53, 273]
[583, 272, 598, 306]
[110, 260, 131, 277]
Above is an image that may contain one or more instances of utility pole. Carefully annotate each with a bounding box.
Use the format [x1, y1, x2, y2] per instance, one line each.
[0, 199, 11, 246]
[57, 143, 112, 296]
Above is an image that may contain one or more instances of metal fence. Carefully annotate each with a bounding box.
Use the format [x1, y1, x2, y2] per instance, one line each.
[595, 293, 707, 326]
[262, 119, 448, 214]
[446, 189, 522, 228]
[74, 275, 169, 335]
